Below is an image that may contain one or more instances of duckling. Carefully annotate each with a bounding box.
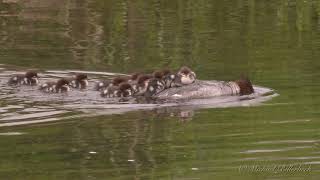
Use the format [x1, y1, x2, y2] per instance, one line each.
[144, 78, 166, 97]
[137, 69, 171, 97]
[127, 72, 144, 93]
[39, 78, 70, 93]
[8, 71, 39, 86]
[95, 76, 130, 91]
[101, 82, 134, 98]
[152, 70, 164, 79]
[174, 66, 196, 86]
[133, 74, 153, 96]
[68, 73, 88, 89]
[94, 79, 111, 91]
[161, 69, 177, 88]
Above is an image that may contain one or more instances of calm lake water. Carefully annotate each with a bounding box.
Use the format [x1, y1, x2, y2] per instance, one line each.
[1, 0, 320, 179]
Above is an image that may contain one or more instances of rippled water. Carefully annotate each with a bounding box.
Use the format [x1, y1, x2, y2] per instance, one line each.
[0, 66, 276, 127]
[0, 0, 320, 179]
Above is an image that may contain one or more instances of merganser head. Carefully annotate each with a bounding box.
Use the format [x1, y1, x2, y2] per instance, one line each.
[175, 66, 196, 85]
[235, 77, 254, 95]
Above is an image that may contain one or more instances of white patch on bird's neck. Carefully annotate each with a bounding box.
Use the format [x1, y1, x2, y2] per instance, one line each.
[64, 85, 70, 92]
[181, 75, 194, 85]
[149, 86, 154, 92]
[23, 77, 28, 85]
[70, 80, 76, 88]
[103, 89, 108, 95]
[83, 80, 89, 86]
[32, 78, 39, 85]
[127, 90, 132, 96]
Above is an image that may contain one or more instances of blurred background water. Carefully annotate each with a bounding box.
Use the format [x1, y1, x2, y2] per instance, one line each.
[0, 0, 320, 179]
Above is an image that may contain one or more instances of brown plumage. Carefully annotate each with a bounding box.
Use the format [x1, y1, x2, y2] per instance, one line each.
[112, 77, 128, 86]
[56, 78, 70, 89]
[101, 82, 133, 97]
[179, 66, 193, 75]
[8, 71, 39, 86]
[25, 71, 38, 78]
[162, 69, 172, 76]
[235, 77, 254, 95]
[67, 73, 88, 89]
[152, 70, 164, 79]
[75, 73, 87, 81]
[130, 72, 143, 81]
[39, 78, 70, 93]
[137, 75, 152, 86]
[119, 82, 132, 91]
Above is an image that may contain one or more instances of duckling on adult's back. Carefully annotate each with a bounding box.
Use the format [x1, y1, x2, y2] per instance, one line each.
[174, 66, 196, 86]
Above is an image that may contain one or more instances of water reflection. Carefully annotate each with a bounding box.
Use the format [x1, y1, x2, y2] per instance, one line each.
[1, 0, 318, 74]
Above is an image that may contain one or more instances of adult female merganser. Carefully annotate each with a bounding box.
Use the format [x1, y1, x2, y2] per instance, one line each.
[155, 77, 254, 100]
